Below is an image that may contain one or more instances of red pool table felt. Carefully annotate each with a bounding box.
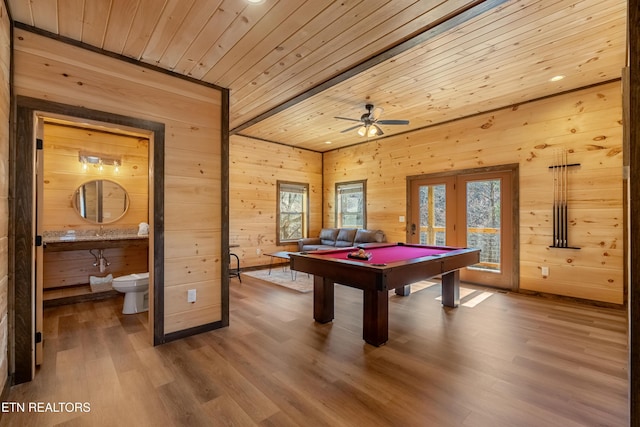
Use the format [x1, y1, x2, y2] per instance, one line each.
[311, 244, 453, 265]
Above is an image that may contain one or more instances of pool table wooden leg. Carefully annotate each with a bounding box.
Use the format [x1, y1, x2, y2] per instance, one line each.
[394, 285, 410, 296]
[313, 276, 334, 323]
[441, 270, 460, 307]
[363, 289, 388, 346]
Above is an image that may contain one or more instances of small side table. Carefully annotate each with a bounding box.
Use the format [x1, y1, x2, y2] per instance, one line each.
[264, 251, 296, 280]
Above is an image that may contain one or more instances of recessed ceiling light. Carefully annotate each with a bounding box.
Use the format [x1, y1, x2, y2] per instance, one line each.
[247, 0, 265, 3]
[550, 75, 565, 82]
[325, 141, 332, 144]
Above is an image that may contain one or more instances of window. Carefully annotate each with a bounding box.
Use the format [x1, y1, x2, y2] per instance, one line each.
[335, 180, 366, 229]
[277, 181, 308, 244]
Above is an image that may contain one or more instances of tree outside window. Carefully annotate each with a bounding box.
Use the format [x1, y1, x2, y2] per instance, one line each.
[336, 180, 366, 229]
[277, 181, 308, 244]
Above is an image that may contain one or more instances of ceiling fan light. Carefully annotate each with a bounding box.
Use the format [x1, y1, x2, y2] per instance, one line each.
[368, 126, 378, 137]
[357, 126, 367, 137]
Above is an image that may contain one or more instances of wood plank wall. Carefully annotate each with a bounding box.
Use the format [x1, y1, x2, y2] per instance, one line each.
[0, 2, 9, 394]
[229, 135, 322, 267]
[42, 123, 149, 231]
[41, 122, 150, 289]
[323, 82, 623, 304]
[13, 29, 224, 335]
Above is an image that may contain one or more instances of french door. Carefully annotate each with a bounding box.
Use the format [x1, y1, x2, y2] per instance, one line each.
[408, 167, 517, 290]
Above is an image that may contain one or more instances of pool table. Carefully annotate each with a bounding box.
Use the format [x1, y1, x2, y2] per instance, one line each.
[289, 243, 480, 346]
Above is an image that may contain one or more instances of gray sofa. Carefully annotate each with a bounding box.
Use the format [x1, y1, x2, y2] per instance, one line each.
[298, 228, 386, 252]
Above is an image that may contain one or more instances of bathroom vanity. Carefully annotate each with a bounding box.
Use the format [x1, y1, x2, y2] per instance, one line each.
[42, 230, 149, 303]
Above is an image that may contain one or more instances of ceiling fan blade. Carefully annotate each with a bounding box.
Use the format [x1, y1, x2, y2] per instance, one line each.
[377, 119, 410, 125]
[371, 107, 384, 121]
[372, 124, 384, 136]
[340, 124, 363, 133]
[334, 116, 361, 122]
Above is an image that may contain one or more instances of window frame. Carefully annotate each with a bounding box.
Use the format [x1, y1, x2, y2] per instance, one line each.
[276, 180, 309, 245]
[335, 180, 367, 229]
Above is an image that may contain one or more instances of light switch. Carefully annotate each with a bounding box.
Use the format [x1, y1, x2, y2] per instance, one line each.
[187, 289, 196, 303]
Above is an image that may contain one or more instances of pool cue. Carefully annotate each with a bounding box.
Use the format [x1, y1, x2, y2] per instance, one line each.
[560, 151, 565, 248]
[553, 150, 559, 247]
[552, 151, 556, 246]
[560, 149, 566, 247]
[562, 149, 568, 247]
[558, 151, 566, 248]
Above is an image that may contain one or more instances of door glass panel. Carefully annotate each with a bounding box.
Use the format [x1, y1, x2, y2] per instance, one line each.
[419, 184, 446, 245]
[466, 179, 501, 272]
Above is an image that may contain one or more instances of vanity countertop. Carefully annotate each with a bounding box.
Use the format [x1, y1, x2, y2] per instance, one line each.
[43, 229, 149, 250]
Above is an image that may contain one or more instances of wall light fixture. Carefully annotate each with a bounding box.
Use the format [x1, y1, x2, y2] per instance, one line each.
[79, 152, 122, 172]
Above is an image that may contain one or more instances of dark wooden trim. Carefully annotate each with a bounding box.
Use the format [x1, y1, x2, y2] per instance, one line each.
[623, 67, 630, 308]
[234, 133, 323, 154]
[12, 103, 34, 384]
[11, 96, 165, 381]
[221, 88, 230, 328]
[152, 124, 165, 346]
[628, 0, 639, 424]
[12, 22, 226, 93]
[230, 0, 509, 135]
[275, 180, 310, 246]
[6, 0, 15, 387]
[0, 371, 10, 423]
[163, 321, 226, 344]
[334, 179, 367, 229]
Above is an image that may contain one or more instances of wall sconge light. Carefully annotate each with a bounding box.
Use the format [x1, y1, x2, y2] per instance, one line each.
[79, 152, 122, 172]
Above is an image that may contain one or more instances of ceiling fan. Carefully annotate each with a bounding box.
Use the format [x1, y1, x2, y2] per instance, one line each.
[335, 104, 410, 137]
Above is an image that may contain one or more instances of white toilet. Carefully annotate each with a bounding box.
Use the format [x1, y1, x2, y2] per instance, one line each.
[112, 272, 150, 314]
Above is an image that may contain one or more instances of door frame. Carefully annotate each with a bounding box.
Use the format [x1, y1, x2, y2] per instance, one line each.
[406, 164, 519, 291]
[10, 96, 165, 384]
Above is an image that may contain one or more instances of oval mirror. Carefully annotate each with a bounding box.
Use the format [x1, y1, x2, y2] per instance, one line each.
[73, 179, 129, 224]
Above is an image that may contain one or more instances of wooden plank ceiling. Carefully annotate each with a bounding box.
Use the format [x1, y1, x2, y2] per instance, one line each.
[8, 0, 627, 152]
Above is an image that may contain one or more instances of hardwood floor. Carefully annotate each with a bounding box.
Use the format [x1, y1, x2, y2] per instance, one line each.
[1, 274, 629, 426]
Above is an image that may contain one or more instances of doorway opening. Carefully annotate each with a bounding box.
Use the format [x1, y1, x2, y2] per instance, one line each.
[39, 118, 150, 302]
[406, 165, 519, 290]
[11, 96, 165, 384]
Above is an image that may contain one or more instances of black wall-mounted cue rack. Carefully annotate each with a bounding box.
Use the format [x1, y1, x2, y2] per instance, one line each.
[548, 159, 580, 249]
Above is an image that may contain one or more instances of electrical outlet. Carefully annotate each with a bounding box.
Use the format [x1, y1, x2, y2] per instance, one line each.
[187, 289, 196, 303]
[256, 248, 262, 255]
[541, 266, 549, 277]
[399, 215, 405, 223]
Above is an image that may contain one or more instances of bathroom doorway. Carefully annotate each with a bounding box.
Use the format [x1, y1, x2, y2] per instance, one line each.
[12, 96, 166, 383]
[36, 117, 151, 364]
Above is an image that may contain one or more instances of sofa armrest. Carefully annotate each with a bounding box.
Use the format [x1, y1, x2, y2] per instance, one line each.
[354, 229, 386, 245]
[298, 237, 321, 251]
